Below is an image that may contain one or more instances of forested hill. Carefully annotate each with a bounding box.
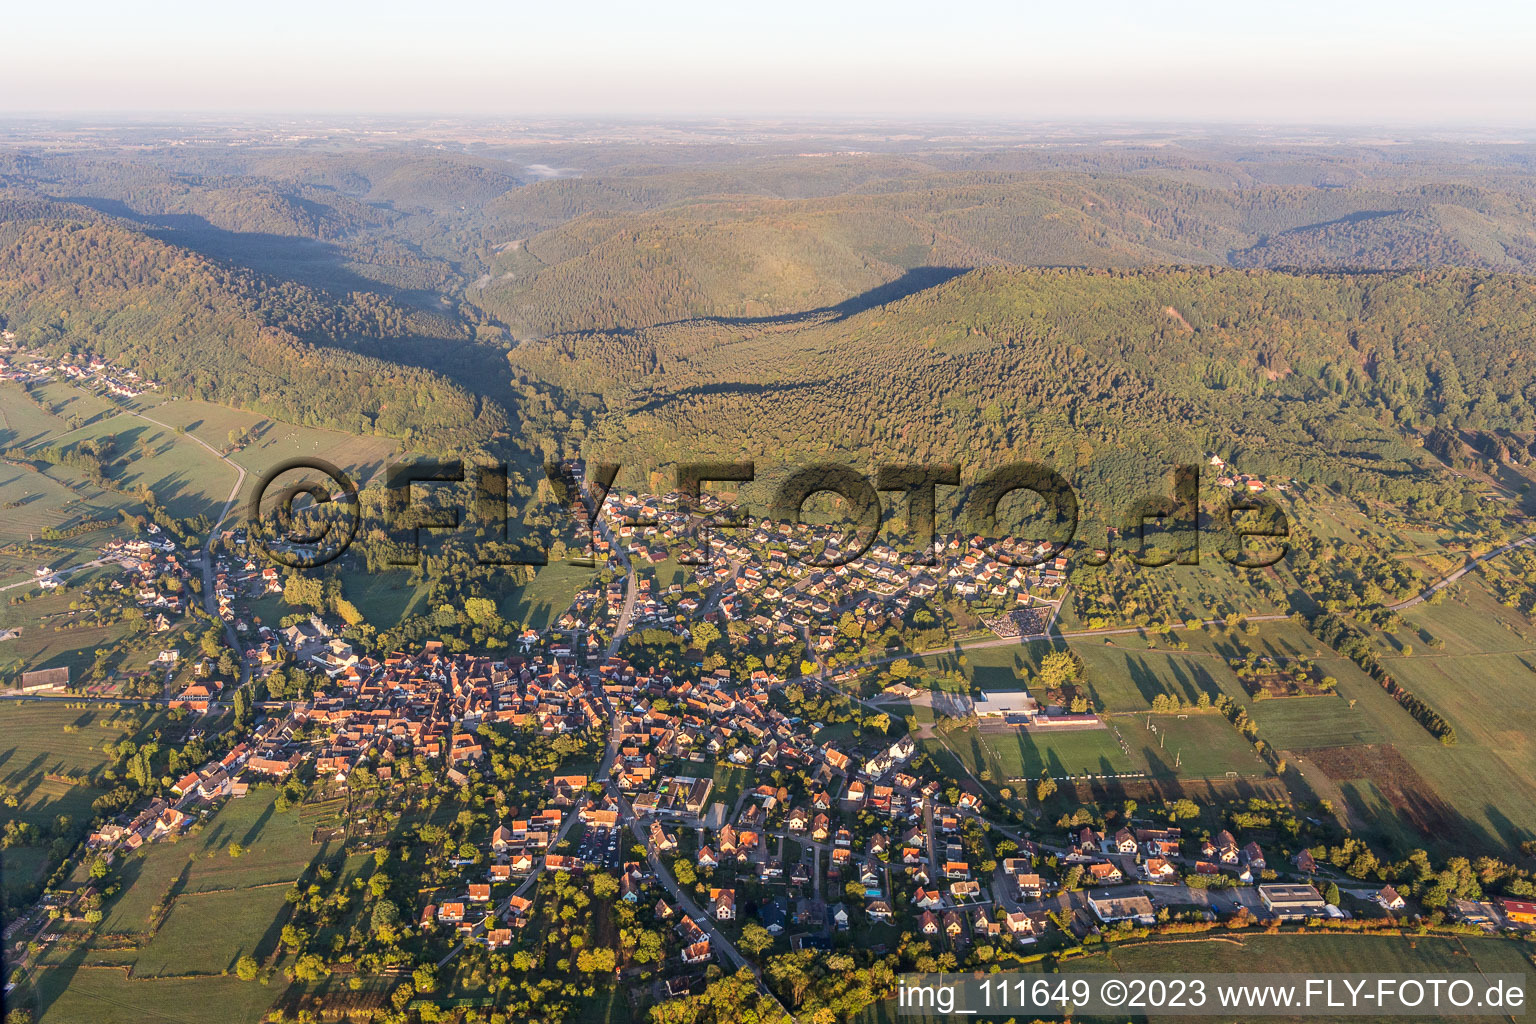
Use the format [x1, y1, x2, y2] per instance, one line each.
[0, 213, 507, 448]
[472, 177, 1536, 338]
[510, 265, 1536, 510]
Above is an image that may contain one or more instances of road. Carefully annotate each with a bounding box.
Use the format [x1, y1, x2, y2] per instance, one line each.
[127, 408, 251, 683]
[0, 397, 253, 674]
[0, 554, 120, 592]
[1388, 533, 1536, 610]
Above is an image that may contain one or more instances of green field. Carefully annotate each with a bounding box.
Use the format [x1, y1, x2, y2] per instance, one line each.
[132, 884, 292, 977]
[1, 705, 128, 822]
[0, 703, 180, 904]
[98, 790, 323, 937]
[28, 964, 278, 1024]
[1121, 712, 1270, 778]
[498, 560, 598, 631]
[1246, 693, 1381, 750]
[906, 619, 1324, 713]
[0, 457, 116, 552]
[933, 723, 1130, 782]
[134, 397, 399, 486]
[344, 573, 432, 626]
[941, 710, 1268, 782]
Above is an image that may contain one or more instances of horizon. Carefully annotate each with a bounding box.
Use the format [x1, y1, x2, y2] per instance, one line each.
[6, 0, 1536, 123]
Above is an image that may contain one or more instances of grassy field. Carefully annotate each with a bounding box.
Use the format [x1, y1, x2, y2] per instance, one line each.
[941, 711, 1268, 782]
[28, 964, 278, 1024]
[1246, 693, 1382, 750]
[498, 560, 598, 631]
[0, 703, 142, 824]
[134, 397, 399, 486]
[953, 725, 1132, 779]
[99, 790, 322, 937]
[71, 413, 237, 518]
[0, 457, 116, 551]
[132, 884, 293, 977]
[905, 619, 1323, 713]
[344, 573, 432, 626]
[1121, 712, 1270, 778]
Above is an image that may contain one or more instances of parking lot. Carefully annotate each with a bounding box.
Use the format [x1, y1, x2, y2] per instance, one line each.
[577, 825, 624, 870]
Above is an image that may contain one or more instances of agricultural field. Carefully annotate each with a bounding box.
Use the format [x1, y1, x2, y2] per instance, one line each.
[0, 703, 182, 906]
[95, 789, 323, 941]
[0, 456, 116, 555]
[132, 885, 292, 977]
[1287, 645, 1536, 857]
[27, 381, 121, 428]
[1245, 692, 1381, 750]
[0, 704, 129, 819]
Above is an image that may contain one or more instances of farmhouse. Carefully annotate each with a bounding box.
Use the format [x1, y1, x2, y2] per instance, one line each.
[1497, 898, 1536, 927]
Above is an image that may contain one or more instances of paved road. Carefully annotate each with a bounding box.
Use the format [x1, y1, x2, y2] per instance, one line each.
[1388, 533, 1536, 610]
[0, 554, 119, 592]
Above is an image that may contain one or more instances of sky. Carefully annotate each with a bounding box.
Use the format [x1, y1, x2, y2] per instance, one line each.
[4, 0, 1535, 123]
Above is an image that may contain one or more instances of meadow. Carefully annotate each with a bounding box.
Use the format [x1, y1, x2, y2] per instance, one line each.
[132, 884, 293, 977]
[133, 397, 399, 486]
[28, 965, 278, 1024]
[98, 790, 323, 939]
[497, 560, 599, 631]
[0, 703, 171, 902]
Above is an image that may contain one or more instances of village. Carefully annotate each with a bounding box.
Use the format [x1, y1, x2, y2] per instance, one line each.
[7, 459, 1536, 1022]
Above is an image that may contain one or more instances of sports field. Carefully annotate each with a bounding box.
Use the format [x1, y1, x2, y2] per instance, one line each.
[1121, 712, 1270, 778]
[952, 724, 1132, 779]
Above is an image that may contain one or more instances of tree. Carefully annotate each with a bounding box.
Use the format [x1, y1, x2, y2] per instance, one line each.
[1038, 650, 1081, 689]
[576, 947, 616, 973]
[371, 898, 401, 942]
[412, 964, 437, 993]
[1036, 775, 1058, 802]
[236, 955, 260, 981]
[590, 872, 618, 900]
[738, 922, 774, 957]
[1324, 881, 1341, 906]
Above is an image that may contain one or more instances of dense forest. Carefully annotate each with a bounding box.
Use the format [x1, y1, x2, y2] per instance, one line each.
[0, 211, 507, 448]
[4, 135, 1536, 505]
[504, 264, 1536, 517]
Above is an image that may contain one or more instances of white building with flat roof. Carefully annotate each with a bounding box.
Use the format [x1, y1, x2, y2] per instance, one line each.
[973, 690, 1039, 720]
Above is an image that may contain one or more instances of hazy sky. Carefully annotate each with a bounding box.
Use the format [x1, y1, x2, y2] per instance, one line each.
[5, 0, 1534, 122]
